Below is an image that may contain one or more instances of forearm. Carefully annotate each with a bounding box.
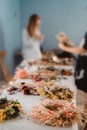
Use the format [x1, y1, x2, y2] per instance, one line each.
[34, 33, 44, 41]
[62, 46, 85, 54]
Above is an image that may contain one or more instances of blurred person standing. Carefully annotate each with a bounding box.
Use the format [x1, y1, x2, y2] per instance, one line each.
[22, 14, 44, 61]
[58, 32, 87, 93]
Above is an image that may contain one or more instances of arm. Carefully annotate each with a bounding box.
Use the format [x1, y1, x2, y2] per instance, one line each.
[34, 30, 44, 44]
[59, 42, 86, 55]
[34, 34, 44, 44]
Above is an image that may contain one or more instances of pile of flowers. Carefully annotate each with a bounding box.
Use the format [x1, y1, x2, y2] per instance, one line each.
[60, 69, 73, 76]
[29, 73, 56, 82]
[21, 82, 39, 95]
[38, 66, 73, 77]
[30, 74, 43, 82]
[29, 99, 86, 127]
[0, 97, 22, 123]
[38, 85, 74, 101]
[38, 67, 59, 76]
[14, 69, 29, 79]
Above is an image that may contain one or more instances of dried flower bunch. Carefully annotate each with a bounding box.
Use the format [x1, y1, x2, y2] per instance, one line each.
[57, 32, 74, 47]
[0, 98, 22, 123]
[38, 85, 74, 101]
[21, 82, 39, 95]
[29, 99, 86, 127]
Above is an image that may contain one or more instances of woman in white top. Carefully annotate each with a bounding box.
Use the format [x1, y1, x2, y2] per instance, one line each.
[22, 14, 44, 61]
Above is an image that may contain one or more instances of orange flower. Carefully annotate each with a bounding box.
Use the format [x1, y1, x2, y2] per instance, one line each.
[14, 69, 29, 79]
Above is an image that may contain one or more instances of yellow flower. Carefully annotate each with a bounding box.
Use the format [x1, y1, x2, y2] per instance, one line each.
[53, 96, 58, 100]
[0, 110, 6, 123]
[50, 94, 54, 98]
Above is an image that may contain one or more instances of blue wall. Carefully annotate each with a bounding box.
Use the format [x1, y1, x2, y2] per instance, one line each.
[21, 0, 87, 50]
[0, 0, 21, 72]
[0, 0, 87, 72]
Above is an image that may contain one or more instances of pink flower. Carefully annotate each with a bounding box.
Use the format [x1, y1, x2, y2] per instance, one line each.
[64, 111, 73, 118]
[14, 69, 29, 79]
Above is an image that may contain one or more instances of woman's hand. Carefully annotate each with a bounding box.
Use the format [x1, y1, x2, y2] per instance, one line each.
[35, 34, 44, 41]
[38, 34, 45, 40]
[58, 42, 86, 54]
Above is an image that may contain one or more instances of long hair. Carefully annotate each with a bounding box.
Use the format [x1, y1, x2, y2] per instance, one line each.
[27, 14, 40, 37]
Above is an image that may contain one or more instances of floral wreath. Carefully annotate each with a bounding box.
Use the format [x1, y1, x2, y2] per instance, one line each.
[29, 99, 86, 127]
[0, 97, 22, 123]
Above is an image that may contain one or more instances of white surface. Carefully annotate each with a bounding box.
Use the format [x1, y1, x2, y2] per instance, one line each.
[0, 94, 78, 130]
[0, 65, 78, 130]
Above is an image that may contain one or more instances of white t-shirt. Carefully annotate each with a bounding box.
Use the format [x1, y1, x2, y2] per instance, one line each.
[22, 28, 43, 61]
